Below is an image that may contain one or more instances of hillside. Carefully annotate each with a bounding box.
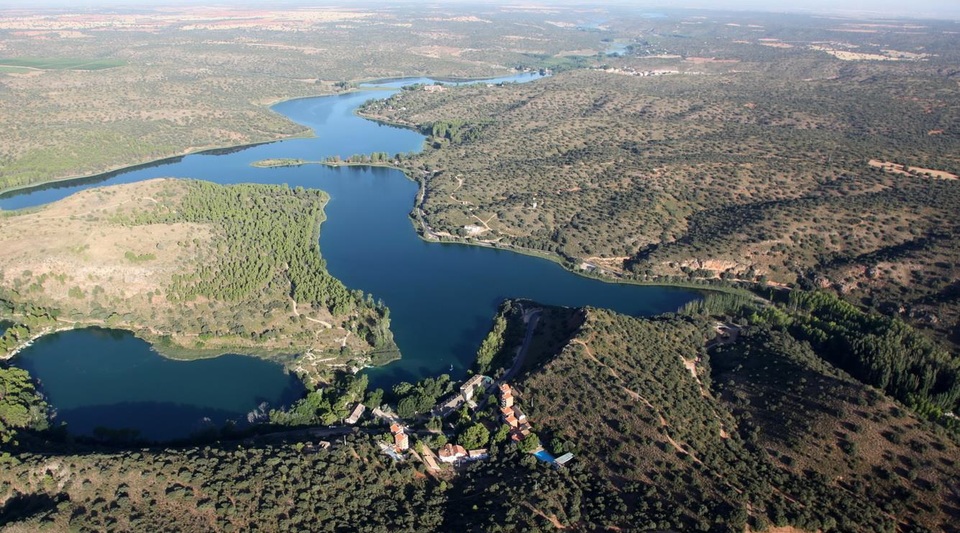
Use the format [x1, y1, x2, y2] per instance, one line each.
[2, 301, 957, 532]
[0, 179, 394, 380]
[360, 18, 960, 347]
[0, 437, 447, 532]
[464, 305, 960, 531]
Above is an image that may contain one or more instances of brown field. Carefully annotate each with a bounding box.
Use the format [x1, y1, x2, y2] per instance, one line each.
[0, 179, 376, 378]
[868, 159, 958, 180]
[0, 180, 208, 304]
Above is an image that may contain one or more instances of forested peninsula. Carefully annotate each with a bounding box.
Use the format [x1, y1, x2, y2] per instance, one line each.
[0, 179, 395, 382]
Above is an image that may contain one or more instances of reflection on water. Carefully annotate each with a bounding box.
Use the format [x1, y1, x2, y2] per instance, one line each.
[14, 328, 304, 441]
[4, 72, 698, 436]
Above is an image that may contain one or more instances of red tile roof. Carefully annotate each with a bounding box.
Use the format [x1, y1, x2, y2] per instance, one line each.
[438, 443, 467, 460]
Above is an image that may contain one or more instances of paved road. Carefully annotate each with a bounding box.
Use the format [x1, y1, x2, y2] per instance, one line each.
[247, 425, 372, 444]
[502, 308, 541, 383]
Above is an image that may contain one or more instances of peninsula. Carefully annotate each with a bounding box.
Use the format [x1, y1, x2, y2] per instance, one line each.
[0, 179, 395, 381]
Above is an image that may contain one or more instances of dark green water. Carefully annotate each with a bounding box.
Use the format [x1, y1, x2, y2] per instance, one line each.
[2, 72, 699, 438]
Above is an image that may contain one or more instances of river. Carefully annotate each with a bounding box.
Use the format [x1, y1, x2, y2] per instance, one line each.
[0, 72, 698, 439]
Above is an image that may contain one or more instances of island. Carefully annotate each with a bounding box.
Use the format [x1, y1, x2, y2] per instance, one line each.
[250, 158, 316, 168]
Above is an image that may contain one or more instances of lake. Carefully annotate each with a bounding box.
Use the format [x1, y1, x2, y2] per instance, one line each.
[1, 72, 698, 439]
[13, 328, 304, 441]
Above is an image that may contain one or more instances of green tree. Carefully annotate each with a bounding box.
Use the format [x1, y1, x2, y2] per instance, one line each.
[517, 432, 540, 453]
[492, 423, 511, 444]
[365, 388, 384, 409]
[397, 397, 418, 419]
[458, 423, 490, 450]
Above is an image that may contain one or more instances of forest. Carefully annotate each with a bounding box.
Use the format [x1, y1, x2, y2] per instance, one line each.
[120, 181, 367, 318]
[510, 302, 958, 531]
[1, 294, 958, 532]
[360, 14, 960, 351]
[752, 291, 960, 418]
[0, 366, 47, 447]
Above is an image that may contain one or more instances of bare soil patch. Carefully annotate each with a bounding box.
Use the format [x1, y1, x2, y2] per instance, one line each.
[868, 159, 958, 180]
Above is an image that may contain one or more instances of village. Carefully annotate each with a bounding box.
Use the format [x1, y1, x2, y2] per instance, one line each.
[309, 371, 574, 473]
[279, 302, 575, 474]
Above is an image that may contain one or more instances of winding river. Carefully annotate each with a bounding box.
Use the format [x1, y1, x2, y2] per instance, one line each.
[1, 72, 698, 439]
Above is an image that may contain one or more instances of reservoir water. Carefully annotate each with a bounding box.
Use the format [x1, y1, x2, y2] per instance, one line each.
[1, 72, 698, 439]
[15, 329, 304, 441]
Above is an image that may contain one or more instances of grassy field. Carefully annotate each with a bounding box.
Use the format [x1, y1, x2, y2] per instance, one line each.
[0, 57, 125, 70]
[0, 179, 392, 382]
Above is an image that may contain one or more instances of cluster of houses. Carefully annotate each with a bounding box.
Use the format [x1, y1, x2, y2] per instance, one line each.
[432, 373, 495, 418]
[381, 374, 500, 467]
[390, 423, 409, 453]
[499, 383, 534, 442]
[596, 66, 682, 77]
[437, 443, 488, 465]
[418, 374, 496, 467]
[376, 374, 572, 469]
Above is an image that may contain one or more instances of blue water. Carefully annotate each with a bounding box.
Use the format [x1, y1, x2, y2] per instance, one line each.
[3, 73, 698, 433]
[359, 72, 544, 89]
[534, 449, 556, 463]
[314, 166, 696, 386]
[16, 328, 303, 441]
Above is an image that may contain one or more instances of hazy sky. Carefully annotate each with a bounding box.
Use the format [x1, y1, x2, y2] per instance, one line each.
[1, 0, 958, 20]
[652, 0, 960, 19]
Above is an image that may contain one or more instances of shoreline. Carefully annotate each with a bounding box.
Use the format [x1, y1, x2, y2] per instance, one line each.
[0, 82, 388, 198]
[324, 155, 746, 297]
[0, 71, 529, 199]
[1, 326, 73, 360]
[0, 319, 299, 362]
[0, 138, 294, 198]
[348, 106, 750, 296]
[0, 317, 362, 382]
[0, 72, 750, 373]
